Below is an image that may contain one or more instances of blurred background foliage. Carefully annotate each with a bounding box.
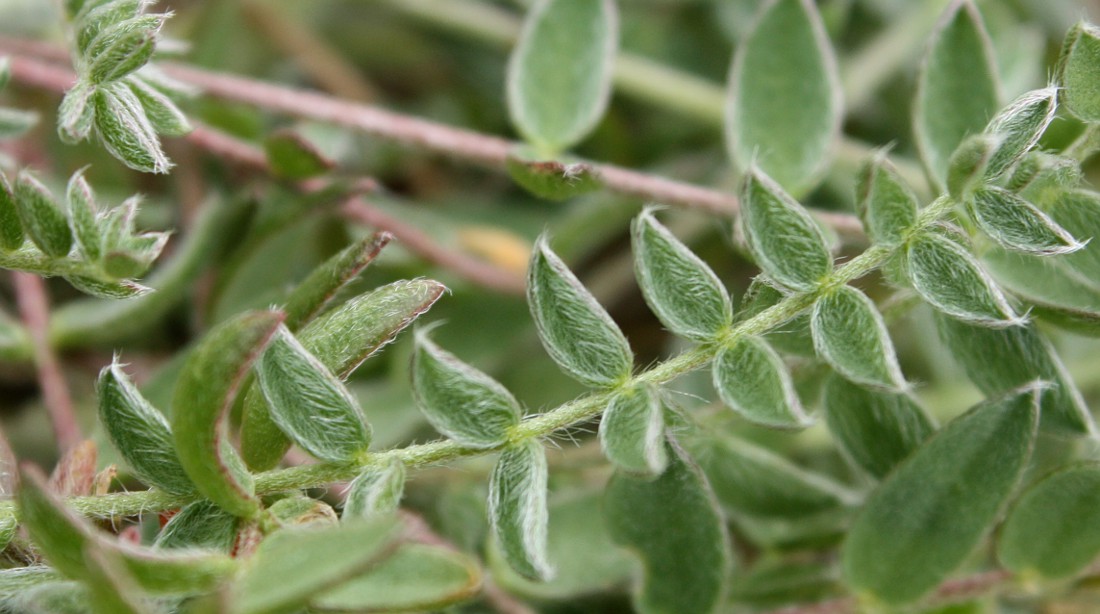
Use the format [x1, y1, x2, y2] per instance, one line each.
[1, 0, 1100, 611]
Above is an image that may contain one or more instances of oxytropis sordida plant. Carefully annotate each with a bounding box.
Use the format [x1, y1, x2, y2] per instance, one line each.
[0, 0, 1098, 612]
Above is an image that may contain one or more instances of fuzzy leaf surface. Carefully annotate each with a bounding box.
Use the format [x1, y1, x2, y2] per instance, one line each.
[600, 383, 667, 477]
[982, 87, 1057, 179]
[741, 170, 832, 291]
[811, 286, 905, 390]
[905, 230, 1020, 326]
[490, 439, 552, 581]
[726, 0, 841, 194]
[857, 153, 918, 246]
[842, 387, 1040, 605]
[507, 0, 618, 154]
[605, 443, 733, 614]
[713, 336, 811, 429]
[1059, 21, 1100, 122]
[14, 172, 72, 259]
[632, 209, 731, 341]
[343, 458, 406, 520]
[528, 237, 633, 387]
[968, 187, 1080, 256]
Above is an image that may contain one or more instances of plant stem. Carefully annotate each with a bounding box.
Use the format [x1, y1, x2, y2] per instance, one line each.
[12, 272, 81, 451]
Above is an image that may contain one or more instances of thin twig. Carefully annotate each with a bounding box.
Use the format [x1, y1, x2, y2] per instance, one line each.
[12, 272, 81, 451]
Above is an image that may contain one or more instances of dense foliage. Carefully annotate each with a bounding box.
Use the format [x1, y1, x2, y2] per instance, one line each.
[0, 0, 1099, 612]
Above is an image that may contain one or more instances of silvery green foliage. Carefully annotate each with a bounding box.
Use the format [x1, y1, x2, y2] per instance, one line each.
[489, 440, 553, 581]
[59, 0, 190, 173]
[599, 383, 667, 477]
[811, 285, 906, 391]
[967, 187, 1081, 256]
[713, 336, 811, 429]
[981, 87, 1058, 180]
[412, 329, 521, 448]
[342, 459, 406, 520]
[857, 151, 918, 246]
[0, 59, 38, 139]
[0, 168, 168, 298]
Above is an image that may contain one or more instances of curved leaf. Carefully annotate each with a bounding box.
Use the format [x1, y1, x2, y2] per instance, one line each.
[857, 152, 918, 246]
[489, 439, 552, 581]
[343, 458, 406, 520]
[968, 187, 1081, 256]
[811, 286, 906, 390]
[599, 383, 667, 477]
[1059, 21, 1100, 122]
[713, 336, 811, 429]
[741, 170, 832, 291]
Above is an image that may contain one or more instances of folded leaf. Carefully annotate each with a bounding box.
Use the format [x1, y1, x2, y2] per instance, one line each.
[914, 0, 1000, 189]
[172, 310, 283, 517]
[0, 174, 23, 251]
[605, 442, 733, 614]
[905, 230, 1021, 326]
[256, 325, 371, 462]
[713, 336, 811, 429]
[154, 501, 238, 552]
[14, 172, 72, 259]
[97, 360, 195, 495]
[507, 0, 618, 155]
[86, 18, 158, 84]
[127, 76, 190, 137]
[822, 375, 935, 479]
[489, 439, 552, 580]
[528, 236, 633, 388]
[842, 386, 1040, 605]
[726, 0, 841, 194]
[741, 170, 832, 291]
[982, 87, 1057, 179]
[968, 187, 1081, 255]
[343, 458, 406, 519]
[66, 169, 102, 264]
[997, 462, 1100, 579]
[93, 81, 170, 174]
[632, 209, 731, 341]
[857, 152, 918, 246]
[599, 383, 667, 477]
[811, 286, 906, 390]
[1058, 21, 1100, 122]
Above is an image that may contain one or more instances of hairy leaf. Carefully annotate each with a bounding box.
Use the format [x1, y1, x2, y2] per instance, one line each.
[281, 233, 391, 330]
[154, 501, 238, 552]
[632, 209, 731, 341]
[66, 169, 102, 263]
[982, 87, 1057, 179]
[86, 18, 158, 84]
[264, 129, 335, 181]
[14, 172, 72, 258]
[811, 286, 905, 390]
[600, 383, 667, 477]
[489, 439, 552, 581]
[505, 153, 602, 200]
[946, 134, 998, 200]
[997, 462, 1100, 579]
[1059, 21, 1100, 122]
[507, 0, 618, 154]
[823, 375, 935, 479]
[127, 76, 190, 137]
[172, 310, 283, 517]
[0, 174, 23, 251]
[528, 236, 633, 387]
[93, 81, 170, 174]
[726, 0, 841, 194]
[914, 0, 1000, 189]
[343, 458, 406, 519]
[741, 170, 832, 291]
[713, 336, 811, 429]
[857, 152, 918, 246]
[256, 325, 371, 462]
[605, 442, 733, 614]
[968, 187, 1080, 255]
[97, 360, 194, 495]
[905, 230, 1021, 326]
[842, 387, 1040, 605]
[58, 80, 96, 145]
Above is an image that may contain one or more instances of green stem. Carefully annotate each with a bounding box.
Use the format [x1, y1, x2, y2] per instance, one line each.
[0, 193, 960, 524]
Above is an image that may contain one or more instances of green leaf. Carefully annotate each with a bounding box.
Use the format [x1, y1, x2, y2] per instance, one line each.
[1059, 21, 1100, 122]
[489, 489, 634, 599]
[58, 80, 96, 145]
[0, 107, 37, 139]
[605, 442, 733, 614]
[935, 313, 1095, 437]
[905, 230, 1021, 326]
[857, 152, 918, 246]
[75, 0, 144, 55]
[66, 169, 102, 264]
[343, 458, 406, 519]
[505, 152, 602, 200]
[255, 325, 371, 462]
[172, 310, 283, 517]
[507, 0, 618, 155]
[264, 129, 335, 181]
[528, 236, 633, 388]
[737, 279, 816, 357]
[241, 279, 444, 471]
[822, 375, 935, 479]
[17, 467, 89, 581]
[1010, 153, 1081, 205]
[82, 547, 151, 614]
[127, 76, 190, 137]
[312, 544, 481, 612]
[997, 462, 1100, 579]
[14, 172, 73, 258]
[281, 232, 391, 331]
[741, 170, 832, 291]
[811, 286, 905, 390]
[713, 336, 811, 429]
[692, 433, 858, 519]
[632, 209, 732, 341]
[842, 386, 1040, 605]
[86, 19, 157, 84]
[489, 439, 552, 581]
[1047, 189, 1100, 280]
[93, 81, 171, 174]
[946, 134, 998, 200]
[66, 275, 150, 299]
[154, 501, 238, 552]
[726, 0, 841, 194]
[914, 0, 1000, 189]
[968, 187, 1080, 256]
[0, 173, 24, 251]
[231, 518, 403, 614]
[412, 329, 521, 448]
[729, 559, 841, 610]
[0, 567, 61, 598]
[982, 87, 1058, 179]
[97, 359, 195, 495]
[600, 383, 667, 477]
